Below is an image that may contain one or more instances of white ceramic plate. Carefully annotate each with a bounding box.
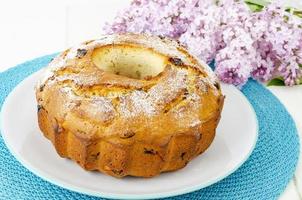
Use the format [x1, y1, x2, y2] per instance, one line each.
[1, 70, 258, 199]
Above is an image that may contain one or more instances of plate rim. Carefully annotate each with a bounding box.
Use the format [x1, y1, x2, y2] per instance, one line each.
[0, 70, 259, 200]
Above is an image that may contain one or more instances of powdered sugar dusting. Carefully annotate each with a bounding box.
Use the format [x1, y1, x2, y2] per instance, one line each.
[119, 68, 189, 118]
[56, 86, 81, 114]
[119, 90, 157, 118]
[37, 57, 67, 88]
[148, 67, 187, 107]
[170, 99, 201, 129]
[56, 73, 102, 86]
[78, 97, 116, 123]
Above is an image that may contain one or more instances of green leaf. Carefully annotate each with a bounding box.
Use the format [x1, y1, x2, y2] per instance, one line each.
[244, 0, 270, 12]
[245, 1, 302, 17]
[244, 0, 269, 7]
[285, 7, 302, 18]
[285, 8, 291, 12]
[299, 64, 302, 68]
[267, 78, 285, 86]
[246, 3, 264, 12]
[294, 11, 302, 18]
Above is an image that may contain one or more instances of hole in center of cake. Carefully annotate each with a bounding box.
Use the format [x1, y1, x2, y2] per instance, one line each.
[92, 44, 167, 79]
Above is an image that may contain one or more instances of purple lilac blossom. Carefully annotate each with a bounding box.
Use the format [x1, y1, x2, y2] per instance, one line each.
[103, 0, 302, 87]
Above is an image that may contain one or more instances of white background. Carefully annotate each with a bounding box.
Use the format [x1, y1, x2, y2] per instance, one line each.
[0, 0, 302, 199]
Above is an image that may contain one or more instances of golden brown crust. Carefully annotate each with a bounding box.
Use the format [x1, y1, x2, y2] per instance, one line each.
[36, 33, 224, 177]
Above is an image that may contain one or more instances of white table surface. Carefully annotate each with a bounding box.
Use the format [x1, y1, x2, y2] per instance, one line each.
[0, 0, 301, 199]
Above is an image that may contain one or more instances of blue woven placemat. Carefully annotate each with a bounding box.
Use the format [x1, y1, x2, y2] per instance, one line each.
[0, 54, 299, 200]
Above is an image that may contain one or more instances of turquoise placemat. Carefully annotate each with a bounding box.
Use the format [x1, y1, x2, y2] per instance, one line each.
[0, 54, 299, 200]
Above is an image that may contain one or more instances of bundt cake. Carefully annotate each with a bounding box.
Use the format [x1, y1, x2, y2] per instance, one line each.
[36, 33, 224, 178]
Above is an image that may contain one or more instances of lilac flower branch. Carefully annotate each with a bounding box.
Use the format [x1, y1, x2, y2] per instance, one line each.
[103, 0, 302, 87]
